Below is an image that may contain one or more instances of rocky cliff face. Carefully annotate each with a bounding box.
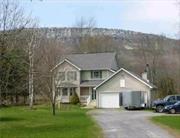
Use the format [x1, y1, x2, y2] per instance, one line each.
[33, 27, 179, 90]
[38, 27, 168, 40]
[36, 27, 179, 50]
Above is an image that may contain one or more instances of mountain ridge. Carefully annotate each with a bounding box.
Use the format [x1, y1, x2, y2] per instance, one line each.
[36, 27, 179, 41]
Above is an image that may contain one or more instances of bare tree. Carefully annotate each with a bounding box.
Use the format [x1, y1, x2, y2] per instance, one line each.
[75, 16, 96, 35]
[74, 17, 116, 53]
[74, 17, 96, 49]
[28, 29, 39, 109]
[0, 0, 37, 106]
[33, 31, 68, 114]
[176, 0, 180, 92]
[51, 70, 62, 115]
[137, 35, 165, 84]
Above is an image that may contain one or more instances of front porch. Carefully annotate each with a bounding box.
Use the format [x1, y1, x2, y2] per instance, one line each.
[56, 87, 77, 103]
[80, 87, 96, 106]
[56, 85, 96, 106]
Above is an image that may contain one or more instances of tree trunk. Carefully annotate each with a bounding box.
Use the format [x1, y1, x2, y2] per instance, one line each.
[52, 74, 56, 116]
[10, 94, 13, 105]
[29, 67, 34, 109]
[29, 40, 34, 109]
[52, 87, 56, 115]
[52, 102, 56, 116]
[15, 93, 19, 104]
[23, 95, 26, 105]
[0, 90, 1, 106]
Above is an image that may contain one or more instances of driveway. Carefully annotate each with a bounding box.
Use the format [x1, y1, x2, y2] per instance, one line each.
[89, 109, 174, 138]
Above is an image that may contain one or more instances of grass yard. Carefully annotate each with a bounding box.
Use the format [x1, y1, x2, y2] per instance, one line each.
[151, 116, 180, 137]
[0, 104, 102, 138]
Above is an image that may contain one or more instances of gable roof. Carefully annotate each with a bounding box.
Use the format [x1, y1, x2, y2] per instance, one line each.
[66, 52, 118, 71]
[51, 58, 81, 72]
[52, 52, 119, 71]
[94, 68, 155, 90]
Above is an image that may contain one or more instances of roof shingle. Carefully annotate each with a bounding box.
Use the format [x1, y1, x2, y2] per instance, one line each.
[80, 80, 103, 87]
[66, 52, 118, 71]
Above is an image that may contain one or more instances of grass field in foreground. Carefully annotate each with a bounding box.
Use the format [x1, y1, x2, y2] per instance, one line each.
[0, 104, 102, 138]
[151, 116, 180, 137]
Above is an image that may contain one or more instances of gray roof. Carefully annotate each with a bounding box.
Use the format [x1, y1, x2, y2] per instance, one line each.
[128, 70, 156, 88]
[80, 80, 103, 87]
[66, 52, 118, 71]
[95, 68, 156, 90]
[57, 82, 77, 88]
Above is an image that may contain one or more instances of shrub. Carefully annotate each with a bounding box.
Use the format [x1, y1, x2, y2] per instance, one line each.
[70, 92, 79, 104]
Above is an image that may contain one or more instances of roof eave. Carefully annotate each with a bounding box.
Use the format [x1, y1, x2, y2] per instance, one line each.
[50, 58, 81, 72]
[94, 68, 154, 90]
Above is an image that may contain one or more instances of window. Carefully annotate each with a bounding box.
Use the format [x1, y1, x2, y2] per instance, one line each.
[120, 79, 125, 87]
[62, 88, 68, 96]
[57, 72, 65, 81]
[168, 96, 175, 102]
[177, 96, 180, 101]
[91, 71, 102, 79]
[70, 88, 75, 96]
[67, 71, 77, 81]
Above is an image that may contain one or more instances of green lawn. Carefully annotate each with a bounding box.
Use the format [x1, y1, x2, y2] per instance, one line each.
[0, 104, 102, 138]
[151, 116, 180, 135]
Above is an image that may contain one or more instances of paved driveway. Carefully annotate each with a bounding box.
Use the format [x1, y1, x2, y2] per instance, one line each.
[89, 109, 174, 138]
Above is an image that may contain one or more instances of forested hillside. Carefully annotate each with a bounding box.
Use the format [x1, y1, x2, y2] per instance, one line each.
[35, 27, 180, 94]
[0, 0, 179, 107]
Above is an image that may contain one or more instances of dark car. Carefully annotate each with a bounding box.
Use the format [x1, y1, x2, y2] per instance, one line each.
[163, 101, 180, 114]
[152, 95, 180, 113]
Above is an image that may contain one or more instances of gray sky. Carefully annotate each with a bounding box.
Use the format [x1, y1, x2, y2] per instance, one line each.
[22, 0, 180, 39]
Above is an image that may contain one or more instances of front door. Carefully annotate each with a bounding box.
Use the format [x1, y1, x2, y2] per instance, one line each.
[92, 89, 96, 100]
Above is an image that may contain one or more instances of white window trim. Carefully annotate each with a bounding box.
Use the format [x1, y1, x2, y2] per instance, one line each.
[91, 70, 102, 80]
[120, 79, 125, 87]
[67, 71, 77, 81]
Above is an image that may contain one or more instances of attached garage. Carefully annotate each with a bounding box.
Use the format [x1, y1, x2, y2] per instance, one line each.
[99, 92, 119, 108]
[94, 68, 155, 108]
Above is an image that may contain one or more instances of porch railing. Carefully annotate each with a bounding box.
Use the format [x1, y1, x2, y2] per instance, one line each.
[86, 95, 91, 105]
[80, 95, 91, 104]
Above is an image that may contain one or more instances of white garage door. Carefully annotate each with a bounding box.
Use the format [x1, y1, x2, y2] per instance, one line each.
[99, 93, 119, 108]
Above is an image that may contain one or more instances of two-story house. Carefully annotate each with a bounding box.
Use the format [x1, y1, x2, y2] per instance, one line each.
[51, 52, 155, 108]
[51, 53, 118, 105]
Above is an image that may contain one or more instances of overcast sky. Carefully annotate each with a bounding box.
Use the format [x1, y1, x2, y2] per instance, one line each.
[22, 0, 180, 39]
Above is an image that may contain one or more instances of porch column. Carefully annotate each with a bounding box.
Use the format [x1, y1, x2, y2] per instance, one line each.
[57, 88, 61, 109]
[89, 87, 91, 100]
[68, 88, 70, 96]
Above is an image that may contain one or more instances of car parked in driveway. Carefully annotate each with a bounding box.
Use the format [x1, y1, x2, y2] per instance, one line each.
[152, 95, 180, 113]
[163, 101, 180, 114]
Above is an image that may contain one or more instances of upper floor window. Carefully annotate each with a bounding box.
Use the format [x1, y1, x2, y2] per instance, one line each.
[120, 79, 125, 87]
[57, 72, 65, 81]
[67, 71, 77, 81]
[91, 70, 102, 79]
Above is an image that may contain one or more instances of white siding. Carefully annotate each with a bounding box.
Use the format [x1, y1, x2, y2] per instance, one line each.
[54, 61, 80, 97]
[96, 71, 152, 107]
